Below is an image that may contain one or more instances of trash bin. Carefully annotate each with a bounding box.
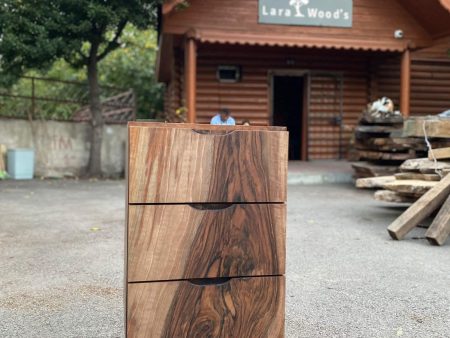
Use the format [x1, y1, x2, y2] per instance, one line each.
[7, 149, 35, 180]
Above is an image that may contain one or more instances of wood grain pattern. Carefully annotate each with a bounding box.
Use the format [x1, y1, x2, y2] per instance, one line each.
[129, 122, 287, 131]
[426, 194, 450, 246]
[387, 173, 450, 240]
[127, 276, 285, 338]
[403, 118, 450, 138]
[128, 125, 288, 203]
[128, 204, 285, 282]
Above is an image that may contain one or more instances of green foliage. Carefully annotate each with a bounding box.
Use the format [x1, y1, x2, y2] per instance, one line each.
[0, 170, 9, 180]
[0, 2, 163, 119]
[0, 0, 161, 82]
[98, 27, 164, 119]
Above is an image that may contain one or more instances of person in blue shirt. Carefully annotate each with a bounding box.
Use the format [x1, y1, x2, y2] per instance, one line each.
[210, 108, 236, 125]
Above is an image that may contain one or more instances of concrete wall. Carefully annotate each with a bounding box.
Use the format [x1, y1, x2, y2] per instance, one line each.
[0, 119, 126, 178]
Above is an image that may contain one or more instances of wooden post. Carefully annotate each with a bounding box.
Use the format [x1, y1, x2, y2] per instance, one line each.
[184, 36, 197, 123]
[400, 49, 411, 117]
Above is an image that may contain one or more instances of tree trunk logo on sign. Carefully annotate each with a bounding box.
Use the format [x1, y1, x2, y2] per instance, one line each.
[259, 0, 353, 28]
[290, 0, 309, 17]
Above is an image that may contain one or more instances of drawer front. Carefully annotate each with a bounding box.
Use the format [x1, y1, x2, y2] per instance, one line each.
[127, 204, 286, 282]
[127, 276, 285, 338]
[128, 125, 288, 204]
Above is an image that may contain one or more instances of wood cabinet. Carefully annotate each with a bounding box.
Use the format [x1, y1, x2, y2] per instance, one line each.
[126, 123, 288, 338]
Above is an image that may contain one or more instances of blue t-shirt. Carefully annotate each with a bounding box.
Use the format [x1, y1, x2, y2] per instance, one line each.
[210, 115, 236, 125]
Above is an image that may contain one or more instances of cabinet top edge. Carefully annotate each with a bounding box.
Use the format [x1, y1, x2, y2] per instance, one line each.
[128, 122, 287, 132]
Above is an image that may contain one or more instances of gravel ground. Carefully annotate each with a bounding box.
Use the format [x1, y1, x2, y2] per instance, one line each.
[0, 180, 448, 337]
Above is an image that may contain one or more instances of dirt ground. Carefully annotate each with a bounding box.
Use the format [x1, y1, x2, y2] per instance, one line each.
[0, 180, 448, 337]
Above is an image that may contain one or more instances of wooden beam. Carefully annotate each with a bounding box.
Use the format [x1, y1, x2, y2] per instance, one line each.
[429, 147, 450, 160]
[387, 173, 450, 240]
[426, 194, 450, 246]
[355, 176, 396, 189]
[374, 190, 417, 204]
[400, 49, 411, 117]
[184, 36, 197, 123]
[403, 118, 450, 138]
[383, 179, 437, 196]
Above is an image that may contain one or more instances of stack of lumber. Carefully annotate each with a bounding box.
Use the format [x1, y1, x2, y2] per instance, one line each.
[364, 158, 450, 203]
[387, 171, 450, 246]
[356, 116, 450, 246]
[351, 113, 429, 178]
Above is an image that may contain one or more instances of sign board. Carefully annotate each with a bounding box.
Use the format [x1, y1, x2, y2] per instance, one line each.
[259, 0, 353, 28]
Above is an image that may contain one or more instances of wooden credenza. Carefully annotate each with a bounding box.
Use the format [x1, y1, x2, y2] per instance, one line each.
[126, 123, 288, 337]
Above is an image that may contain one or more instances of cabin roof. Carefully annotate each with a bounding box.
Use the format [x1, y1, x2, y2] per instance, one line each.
[196, 31, 407, 52]
[398, 0, 450, 38]
[162, 0, 450, 43]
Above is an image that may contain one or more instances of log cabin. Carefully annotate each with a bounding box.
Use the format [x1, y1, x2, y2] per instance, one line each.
[156, 0, 450, 160]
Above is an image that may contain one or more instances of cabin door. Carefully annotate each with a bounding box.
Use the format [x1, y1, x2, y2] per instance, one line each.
[308, 72, 344, 159]
[272, 75, 307, 161]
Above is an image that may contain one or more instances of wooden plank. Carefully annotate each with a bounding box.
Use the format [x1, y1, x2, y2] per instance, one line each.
[360, 115, 403, 125]
[127, 276, 285, 338]
[425, 194, 450, 246]
[395, 172, 441, 181]
[400, 158, 450, 174]
[383, 180, 437, 196]
[355, 141, 412, 152]
[355, 125, 400, 134]
[428, 147, 450, 160]
[128, 124, 288, 203]
[387, 173, 450, 240]
[372, 137, 425, 147]
[129, 121, 287, 132]
[356, 150, 414, 161]
[356, 176, 396, 189]
[351, 162, 398, 178]
[403, 117, 450, 138]
[127, 204, 285, 282]
[374, 190, 417, 203]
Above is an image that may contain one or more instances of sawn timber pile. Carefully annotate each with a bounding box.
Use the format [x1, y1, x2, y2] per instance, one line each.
[356, 116, 450, 246]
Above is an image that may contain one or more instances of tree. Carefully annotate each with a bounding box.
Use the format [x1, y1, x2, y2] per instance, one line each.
[0, 0, 161, 177]
[290, 0, 309, 17]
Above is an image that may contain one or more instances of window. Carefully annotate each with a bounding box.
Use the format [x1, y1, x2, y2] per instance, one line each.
[217, 65, 241, 83]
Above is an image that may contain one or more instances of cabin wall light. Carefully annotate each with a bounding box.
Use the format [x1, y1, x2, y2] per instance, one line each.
[394, 29, 404, 39]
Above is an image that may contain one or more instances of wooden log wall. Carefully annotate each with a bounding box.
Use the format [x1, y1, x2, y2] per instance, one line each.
[410, 59, 450, 116]
[193, 44, 372, 160]
[162, 0, 430, 50]
[376, 55, 450, 117]
[163, 49, 184, 121]
[164, 42, 449, 159]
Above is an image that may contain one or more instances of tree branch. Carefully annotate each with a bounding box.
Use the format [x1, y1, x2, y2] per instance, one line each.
[96, 19, 128, 62]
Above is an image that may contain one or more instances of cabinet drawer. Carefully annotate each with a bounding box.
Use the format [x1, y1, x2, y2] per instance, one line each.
[128, 124, 288, 204]
[127, 204, 285, 282]
[127, 276, 285, 338]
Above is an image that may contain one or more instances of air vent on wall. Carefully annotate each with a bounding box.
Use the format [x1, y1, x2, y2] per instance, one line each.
[217, 65, 241, 83]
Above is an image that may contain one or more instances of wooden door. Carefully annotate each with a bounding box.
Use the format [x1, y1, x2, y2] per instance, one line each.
[308, 73, 344, 159]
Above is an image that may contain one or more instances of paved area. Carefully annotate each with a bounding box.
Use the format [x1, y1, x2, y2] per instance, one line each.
[0, 180, 449, 337]
[288, 161, 353, 184]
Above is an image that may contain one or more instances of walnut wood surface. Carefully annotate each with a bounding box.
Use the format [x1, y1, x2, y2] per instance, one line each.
[129, 122, 287, 131]
[127, 276, 285, 338]
[128, 204, 285, 282]
[128, 125, 288, 203]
